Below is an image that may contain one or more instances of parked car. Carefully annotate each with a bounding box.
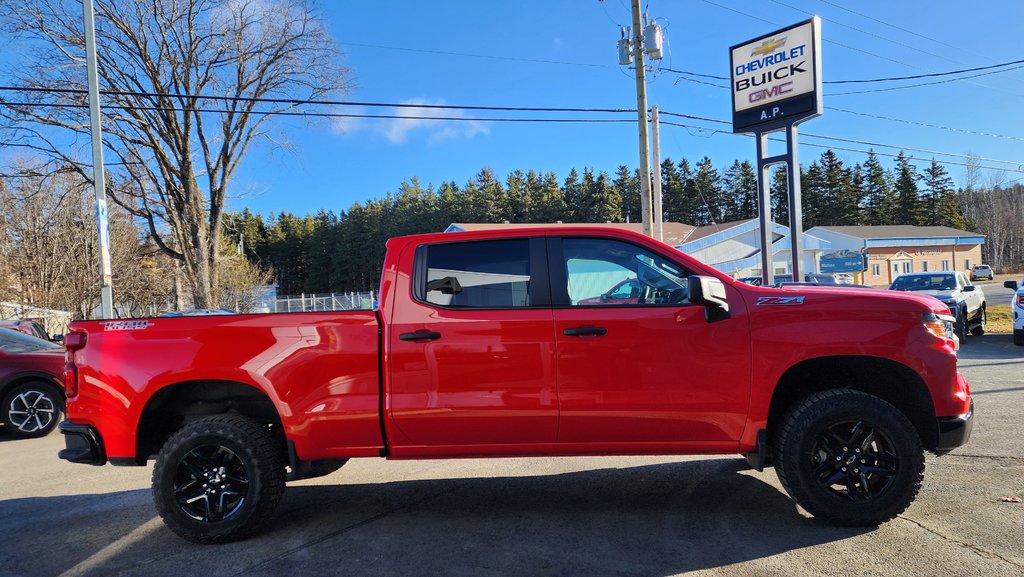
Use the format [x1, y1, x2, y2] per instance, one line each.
[889, 272, 986, 342]
[833, 273, 855, 284]
[0, 319, 51, 341]
[970, 264, 994, 281]
[0, 329, 65, 438]
[1003, 278, 1024, 345]
[577, 278, 641, 305]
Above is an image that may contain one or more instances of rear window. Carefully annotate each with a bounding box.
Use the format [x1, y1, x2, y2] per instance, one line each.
[420, 239, 532, 308]
[0, 329, 61, 353]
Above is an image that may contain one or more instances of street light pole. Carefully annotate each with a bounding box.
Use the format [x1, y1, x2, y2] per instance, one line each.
[83, 0, 113, 319]
[630, 0, 653, 238]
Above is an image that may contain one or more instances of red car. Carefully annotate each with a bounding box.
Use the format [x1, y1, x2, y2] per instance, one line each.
[576, 278, 642, 305]
[0, 320, 51, 341]
[0, 329, 65, 438]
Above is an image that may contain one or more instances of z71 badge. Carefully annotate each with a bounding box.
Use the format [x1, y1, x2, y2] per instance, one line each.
[103, 320, 151, 331]
[756, 296, 805, 306]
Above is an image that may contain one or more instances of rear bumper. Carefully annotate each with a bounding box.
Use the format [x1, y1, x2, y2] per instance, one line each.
[58, 421, 107, 466]
[935, 400, 973, 454]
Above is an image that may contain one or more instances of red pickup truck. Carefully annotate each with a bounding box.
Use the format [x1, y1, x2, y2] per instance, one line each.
[58, 226, 973, 544]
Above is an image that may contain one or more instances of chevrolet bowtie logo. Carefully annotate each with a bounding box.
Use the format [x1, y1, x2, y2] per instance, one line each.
[751, 37, 787, 56]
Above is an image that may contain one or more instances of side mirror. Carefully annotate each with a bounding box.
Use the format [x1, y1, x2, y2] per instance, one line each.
[688, 275, 730, 322]
[51, 334, 64, 343]
[962, 285, 975, 292]
[426, 276, 463, 295]
[1005, 280, 1019, 290]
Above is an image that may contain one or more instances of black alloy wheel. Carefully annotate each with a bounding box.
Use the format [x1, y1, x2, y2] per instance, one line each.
[809, 420, 897, 502]
[173, 445, 250, 522]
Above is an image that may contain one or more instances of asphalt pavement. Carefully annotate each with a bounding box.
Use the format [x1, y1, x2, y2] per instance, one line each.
[0, 335, 1021, 577]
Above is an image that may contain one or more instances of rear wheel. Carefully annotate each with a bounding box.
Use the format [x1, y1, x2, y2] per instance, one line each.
[774, 390, 924, 526]
[1014, 329, 1024, 346]
[1, 381, 63, 439]
[152, 415, 285, 544]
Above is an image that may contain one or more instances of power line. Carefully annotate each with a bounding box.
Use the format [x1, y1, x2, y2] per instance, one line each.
[825, 107, 1024, 142]
[0, 85, 638, 114]
[658, 110, 1023, 167]
[4, 89, 1021, 171]
[664, 58, 1024, 85]
[0, 100, 637, 124]
[769, 0, 967, 67]
[658, 72, 1024, 142]
[659, 120, 1024, 174]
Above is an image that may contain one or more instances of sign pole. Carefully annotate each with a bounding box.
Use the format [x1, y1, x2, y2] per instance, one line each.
[786, 124, 804, 281]
[755, 133, 774, 286]
[83, 0, 114, 319]
[730, 16, 822, 286]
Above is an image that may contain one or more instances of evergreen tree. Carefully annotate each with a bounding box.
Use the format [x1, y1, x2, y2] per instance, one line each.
[562, 169, 583, 222]
[801, 162, 825, 228]
[863, 151, 898, 225]
[922, 159, 969, 229]
[770, 165, 789, 224]
[894, 151, 923, 225]
[532, 171, 568, 222]
[505, 170, 530, 222]
[473, 167, 504, 222]
[691, 157, 722, 225]
[818, 150, 861, 225]
[613, 164, 641, 223]
[722, 160, 757, 221]
[581, 169, 622, 222]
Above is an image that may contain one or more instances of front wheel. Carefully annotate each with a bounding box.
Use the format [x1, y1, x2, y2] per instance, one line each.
[152, 415, 285, 544]
[774, 389, 924, 526]
[970, 306, 986, 336]
[1, 381, 63, 439]
[955, 309, 968, 342]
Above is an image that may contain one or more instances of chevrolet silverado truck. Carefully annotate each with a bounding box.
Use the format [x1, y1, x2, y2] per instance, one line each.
[58, 226, 973, 544]
[889, 271, 986, 342]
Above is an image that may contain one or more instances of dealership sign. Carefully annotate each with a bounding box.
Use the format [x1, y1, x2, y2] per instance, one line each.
[731, 17, 822, 133]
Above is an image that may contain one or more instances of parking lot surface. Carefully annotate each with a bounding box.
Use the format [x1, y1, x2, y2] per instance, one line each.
[1, 336, 1021, 577]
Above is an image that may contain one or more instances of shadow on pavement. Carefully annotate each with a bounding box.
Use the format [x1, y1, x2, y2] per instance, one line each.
[0, 458, 873, 577]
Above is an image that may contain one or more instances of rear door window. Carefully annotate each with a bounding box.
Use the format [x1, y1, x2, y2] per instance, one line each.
[418, 239, 539, 308]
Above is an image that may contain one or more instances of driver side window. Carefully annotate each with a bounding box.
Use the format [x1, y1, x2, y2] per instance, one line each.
[562, 238, 691, 306]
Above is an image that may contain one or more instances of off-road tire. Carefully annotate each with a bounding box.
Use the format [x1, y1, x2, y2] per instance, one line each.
[774, 389, 924, 526]
[970, 306, 986, 336]
[1, 381, 63, 439]
[955, 309, 968, 343]
[152, 415, 285, 544]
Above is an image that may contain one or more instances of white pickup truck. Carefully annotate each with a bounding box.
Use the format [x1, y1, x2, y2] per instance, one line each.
[889, 272, 986, 342]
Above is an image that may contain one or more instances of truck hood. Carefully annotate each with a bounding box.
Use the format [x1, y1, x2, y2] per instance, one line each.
[892, 289, 958, 301]
[769, 284, 951, 314]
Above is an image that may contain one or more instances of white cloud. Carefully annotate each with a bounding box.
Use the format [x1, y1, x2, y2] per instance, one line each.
[380, 98, 490, 144]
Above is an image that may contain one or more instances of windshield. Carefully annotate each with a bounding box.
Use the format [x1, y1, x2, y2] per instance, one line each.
[890, 275, 957, 292]
[0, 329, 61, 354]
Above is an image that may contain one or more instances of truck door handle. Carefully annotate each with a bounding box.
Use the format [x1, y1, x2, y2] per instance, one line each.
[563, 326, 607, 337]
[399, 330, 442, 341]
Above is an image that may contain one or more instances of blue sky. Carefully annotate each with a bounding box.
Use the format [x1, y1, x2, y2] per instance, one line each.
[45, 1, 1024, 218]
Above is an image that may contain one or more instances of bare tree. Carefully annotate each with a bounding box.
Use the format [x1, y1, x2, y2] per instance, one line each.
[0, 0, 348, 307]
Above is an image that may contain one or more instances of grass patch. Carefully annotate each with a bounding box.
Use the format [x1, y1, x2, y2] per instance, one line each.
[985, 307, 1014, 334]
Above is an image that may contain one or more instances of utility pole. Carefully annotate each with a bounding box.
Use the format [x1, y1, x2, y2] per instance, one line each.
[630, 0, 653, 238]
[83, 0, 113, 319]
[651, 105, 663, 242]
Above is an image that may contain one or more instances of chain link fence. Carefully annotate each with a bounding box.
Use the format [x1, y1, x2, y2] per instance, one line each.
[270, 292, 376, 313]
